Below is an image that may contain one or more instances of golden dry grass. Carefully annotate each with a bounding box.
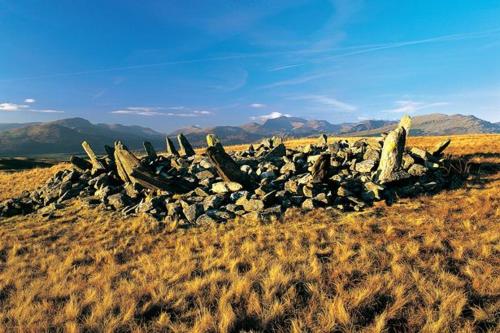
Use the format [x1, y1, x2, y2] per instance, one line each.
[0, 134, 499, 332]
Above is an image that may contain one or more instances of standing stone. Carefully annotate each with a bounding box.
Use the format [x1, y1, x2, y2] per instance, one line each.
[81, 141, 105, 171]
[318, 134, 328, 147]
[377, 115, 411, 183]
[311, 153, 330, 183]
[143, 141, 157, 159]
[206, 134, 225, 152]
[206, 134, 221, 147]
[272, 136, 283, 146]
[165, 137, 179, 156]
[104, 145, 115, 160]
[177, 133, 195, 157]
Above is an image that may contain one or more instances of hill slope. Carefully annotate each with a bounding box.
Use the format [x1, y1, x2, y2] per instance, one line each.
[1, 113, 498, 156]
[0, 118, 164, 156]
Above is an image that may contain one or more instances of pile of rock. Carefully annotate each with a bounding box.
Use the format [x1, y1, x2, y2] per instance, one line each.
[0, 116, 461, 224]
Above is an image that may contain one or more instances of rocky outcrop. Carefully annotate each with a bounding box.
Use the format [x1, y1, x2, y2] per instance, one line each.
[1, 116, 463, 225]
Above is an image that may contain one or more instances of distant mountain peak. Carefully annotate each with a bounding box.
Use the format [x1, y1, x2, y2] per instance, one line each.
[0, 113, 498, 156]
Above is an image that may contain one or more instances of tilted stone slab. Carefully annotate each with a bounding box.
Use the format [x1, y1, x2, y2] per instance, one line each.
[431, 138, 451, 157]
[81, 141, 105, 171]
[206, 144, 252, 188]
[143, 141, 157, 159]
[263, 143, 286, 161]
[165, 137, 179, 156]
[114, 141, 193, 193]
[177, 133, 195, 157]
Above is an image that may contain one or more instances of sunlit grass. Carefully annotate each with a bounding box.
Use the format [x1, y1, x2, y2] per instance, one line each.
[0, 134, 498, 331]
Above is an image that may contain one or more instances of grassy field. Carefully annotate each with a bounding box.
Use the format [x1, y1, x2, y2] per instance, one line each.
[0, 134, 498, 332]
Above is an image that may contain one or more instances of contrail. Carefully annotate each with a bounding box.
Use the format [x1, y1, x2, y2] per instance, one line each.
[1, 28, 499, 82]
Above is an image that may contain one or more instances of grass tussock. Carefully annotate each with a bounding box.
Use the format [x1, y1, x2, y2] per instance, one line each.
[0, 134, 498, 332]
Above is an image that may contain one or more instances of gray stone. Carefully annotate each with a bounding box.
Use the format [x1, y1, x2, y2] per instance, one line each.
[196, 214, 218, 224]
[212, 181, 243, 194]
[107, 193, 130, 210]
[236, 197, 265, 212]
[196, 170, 216, 181]
[355, 159, 376, 173]
[408, 164, 428, 176]
[182, 203, 204, 223]
[203, 194, 225, 210]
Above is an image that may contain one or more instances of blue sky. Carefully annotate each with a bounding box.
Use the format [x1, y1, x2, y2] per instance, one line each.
[1, 0, 499, 132]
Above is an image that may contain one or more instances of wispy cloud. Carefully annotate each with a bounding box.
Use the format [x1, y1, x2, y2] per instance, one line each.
[291, 94, 357, 112]
[0, 102, 29, 111]
[259, 71, 337, 89]
[4, 28, 498, 82]
[250, 103, 266, 108]
[111, 106, 213, 117]
[250, 111, 291, 122]
[0, 100, 64, 113]
[30, 109, 64, 113]
[383, 100, 449, 113]
[269, 64, 301, 72]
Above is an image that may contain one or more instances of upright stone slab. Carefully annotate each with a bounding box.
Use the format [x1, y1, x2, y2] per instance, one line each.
[311, 153, 330, 183]
[177, 133, 195, 157]
[143, 141, 157, 159]
[377, 115, 411, 184]
[272, 136, 283, 146]
[206, 144, 252, 188]
[165, 137, 179, 156]
[318, 134, 328, 147]
[81, 141, 105, 171]
[206, 134, 224, 151]
[104, 145, 115, 161]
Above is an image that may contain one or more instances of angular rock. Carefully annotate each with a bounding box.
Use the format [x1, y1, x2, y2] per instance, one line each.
[206, 144, 252, 188]
[203, 195, 225, 210]
[355, 159, 376, 173]
[408, 164, 428, 176]
[318, 134, 328, 147]
[177, 133, 195, 157]
[70, 156, 92, 172]
[196, 213, 218, 224]
[182, 203, 204, 223]
[143, 141, 157, 159]
[431, 138, 451, 157]
[107, 193, 130, 210]
[166, 137, 179, 156]
[263, 143, 286, 161]
[236, 197, 264, 212]
[311, 154, 330, 183]
[82, 141, 105, 171]
[377, 115, 410, 183]
[212, 181, 243, 194]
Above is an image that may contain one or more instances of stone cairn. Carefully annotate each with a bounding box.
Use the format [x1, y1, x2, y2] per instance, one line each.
[0, 116, 460, 224]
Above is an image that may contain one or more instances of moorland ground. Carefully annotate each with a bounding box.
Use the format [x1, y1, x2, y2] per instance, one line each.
[0, 134, 498, 332]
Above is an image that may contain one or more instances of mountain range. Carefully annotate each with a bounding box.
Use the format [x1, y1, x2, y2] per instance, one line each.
[0, 113, 498, 156]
